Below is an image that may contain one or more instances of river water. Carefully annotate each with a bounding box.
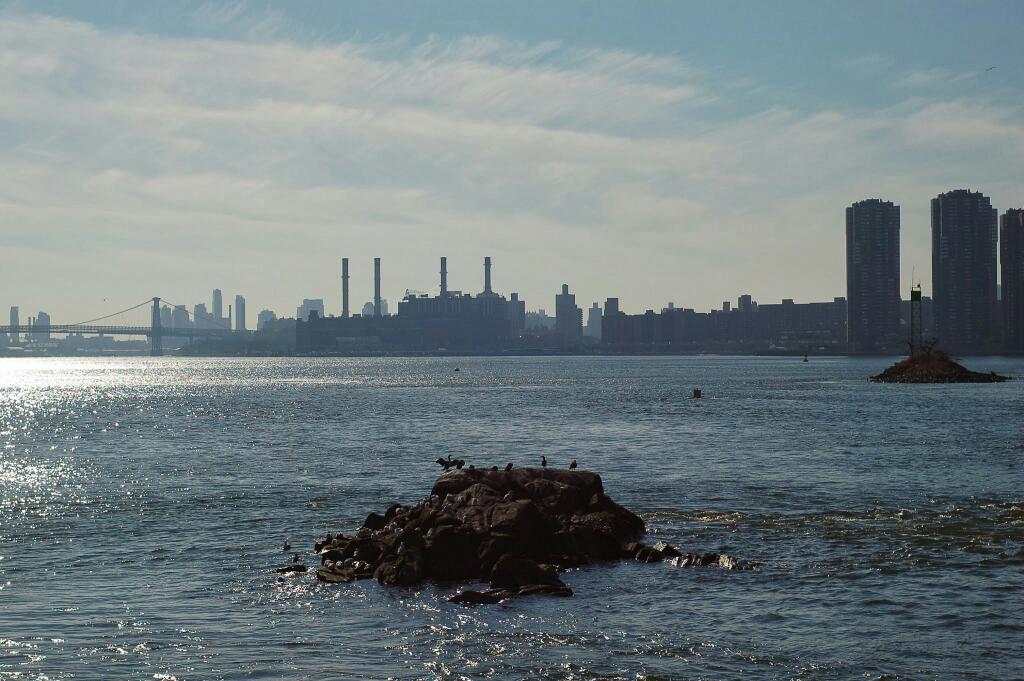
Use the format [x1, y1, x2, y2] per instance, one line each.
[1, 356, 1022, 680]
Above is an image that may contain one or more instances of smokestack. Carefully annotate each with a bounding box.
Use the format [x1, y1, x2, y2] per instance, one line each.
[341, 258, 350, 318]
[483, 257, 492, 294]
[440, 257, 448, 297]
[373, 257, 381, 318]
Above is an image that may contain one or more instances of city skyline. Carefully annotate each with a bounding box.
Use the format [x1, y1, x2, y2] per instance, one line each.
[2, 3, 1023, 323]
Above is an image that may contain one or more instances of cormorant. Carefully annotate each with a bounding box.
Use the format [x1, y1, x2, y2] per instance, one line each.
[283, 540, 291, 552]
[504, 462, 513, 472]
[569, 459, 577, 470]
[456, 459, 465, 469]
[541, 455, 547, 468]
[490, 466, 498, 471]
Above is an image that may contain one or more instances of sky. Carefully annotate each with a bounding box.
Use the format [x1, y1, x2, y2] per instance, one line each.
[2, 0, 1023, 325]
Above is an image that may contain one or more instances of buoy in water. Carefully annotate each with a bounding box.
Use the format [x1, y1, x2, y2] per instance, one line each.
[692, 388, 702, 399]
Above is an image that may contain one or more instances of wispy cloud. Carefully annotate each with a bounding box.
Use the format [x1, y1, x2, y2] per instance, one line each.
[0, 11, 1022, 320]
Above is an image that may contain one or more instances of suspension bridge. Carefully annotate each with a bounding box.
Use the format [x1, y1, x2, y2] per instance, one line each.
[0, 298, 246, 356]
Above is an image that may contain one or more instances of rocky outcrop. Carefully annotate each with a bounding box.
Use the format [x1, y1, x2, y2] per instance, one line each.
[871, 350, 1009, 383]
[314, 468, 644, 600]
[311, 467, 753, 602]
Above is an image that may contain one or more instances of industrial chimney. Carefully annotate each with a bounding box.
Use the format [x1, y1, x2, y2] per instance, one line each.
[483, 256, 493, 295]
[373, 257, 382, 318]
[341, 258, 350, 318]
[440, 257, 448, 297]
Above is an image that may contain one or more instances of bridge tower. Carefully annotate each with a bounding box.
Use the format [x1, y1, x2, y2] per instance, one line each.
[150, 297, 163, 357]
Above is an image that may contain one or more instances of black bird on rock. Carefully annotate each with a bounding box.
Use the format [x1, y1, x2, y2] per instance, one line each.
[504, 462, 513, 472]
[283, 540, 291, 552]
[569, 459, 577, 470]
[541, 455, 547, 468]
[435, 455, 463, 471]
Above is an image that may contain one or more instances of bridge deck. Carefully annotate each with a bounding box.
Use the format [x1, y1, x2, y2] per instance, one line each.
[0, 325, 239, 337]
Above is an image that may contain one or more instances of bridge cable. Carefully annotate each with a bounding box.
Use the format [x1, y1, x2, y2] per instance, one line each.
[157, 298, 232, 330]
[67, 299, 154, 327]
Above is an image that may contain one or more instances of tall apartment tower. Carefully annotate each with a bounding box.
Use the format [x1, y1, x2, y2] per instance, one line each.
[931, 189, 998, 354]
[8, 306, 19, 343]
[846, 198, 900, 352]
[234, 295, 247, 331]
[555, 284, 582, 341]
[212, 289, 223, 319]
[1001, 208, 1024, 354]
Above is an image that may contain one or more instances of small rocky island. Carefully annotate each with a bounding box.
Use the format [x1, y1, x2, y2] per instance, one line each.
[306, 467, 753, 603]
[870, 349, 1010, 384]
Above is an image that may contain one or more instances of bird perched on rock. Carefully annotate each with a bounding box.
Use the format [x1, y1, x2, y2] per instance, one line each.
[456, 459, 465, 469]
[435, 457, 453, 471]
[569, 459, 577, 470]
[283, 540, 291, 552]
[541, 455, 547, 468]
[504, 462, 513, 471]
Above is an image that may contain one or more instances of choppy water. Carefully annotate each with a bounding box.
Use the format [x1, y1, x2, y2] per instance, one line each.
[1, 356, 1022, 680]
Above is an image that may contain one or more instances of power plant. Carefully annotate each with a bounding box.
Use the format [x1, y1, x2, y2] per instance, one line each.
[297, 256, 526, 353]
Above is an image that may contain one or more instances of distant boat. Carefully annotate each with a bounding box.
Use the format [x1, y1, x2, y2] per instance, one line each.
[803, 354, 809, 362]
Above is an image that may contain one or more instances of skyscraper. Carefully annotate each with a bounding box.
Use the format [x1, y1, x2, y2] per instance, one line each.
[584, 302, 602, 339]
[555, 284, 582, 341]
[296, 298, 325, 321]
[193, 303, 210, 329]
[846, 198, 900, 352]
[34, 311, 51, 341]
[1001, 208, 1024, 354]
[235, 295, 247, 331]
[8, 306, 19, 343]
[931, 189, 998, 353]
[257, 309, 278, 330]
[212, 289, 223, 319]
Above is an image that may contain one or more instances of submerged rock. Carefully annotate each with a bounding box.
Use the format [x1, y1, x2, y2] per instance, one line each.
[871, 350, 1010, 383]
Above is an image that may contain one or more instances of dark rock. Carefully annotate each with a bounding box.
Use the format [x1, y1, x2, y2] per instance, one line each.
[449, 588, 513, 605]
[310, 467, 750, 601]
[363, 512, 387, 531]
[316, 566, 355, 582]
[274, 564, 308, 574]
[871, 349, 1010, 383]
[516, 583, 573, 597]
[425, 525, 482, 581]
[634, 546, 664, 563]
[652, 541, 682, 558]
[489, 553, 563, 590]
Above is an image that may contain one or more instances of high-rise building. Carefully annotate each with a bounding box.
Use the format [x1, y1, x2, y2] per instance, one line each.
[212, 289, 223, 319]
[9, 306, 19, 343]
[159, 306, 172, 330]
[193, 303, 211, 329]
[257, 309, 278, 330]
[932, 189, 998, 353]
[555, 284, 582, 341]
[170, 305, 191, 330]
[846, 198, 901, 352]
[234, 295, 247, 331]
[34, 311, 51, 341]
[296, 299, 325, 321]
[585, 302, 602, 339]
[1001, 208, 1024, 354]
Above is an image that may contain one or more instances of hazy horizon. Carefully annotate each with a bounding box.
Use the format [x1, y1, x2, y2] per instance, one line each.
[2, 1, 1023, 326]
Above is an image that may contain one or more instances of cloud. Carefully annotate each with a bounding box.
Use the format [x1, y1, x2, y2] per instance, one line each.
[0, 11, 1022, 322]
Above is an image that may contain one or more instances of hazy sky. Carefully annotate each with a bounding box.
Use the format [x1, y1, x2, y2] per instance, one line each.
[2, 1, 1023, 325]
